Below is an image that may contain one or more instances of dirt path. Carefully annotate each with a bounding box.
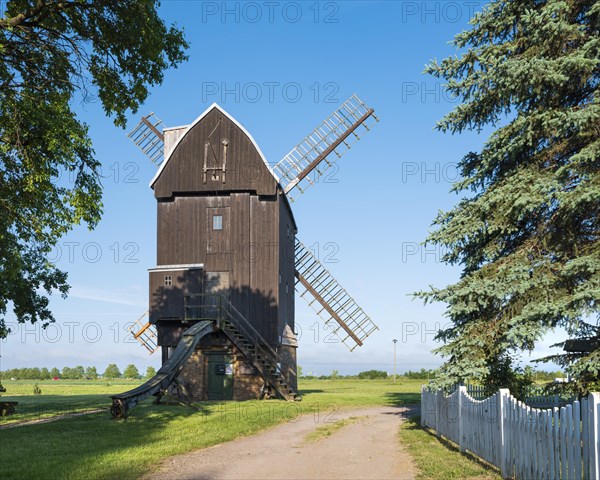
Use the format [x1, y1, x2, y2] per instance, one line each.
[144, 405, 418, 480]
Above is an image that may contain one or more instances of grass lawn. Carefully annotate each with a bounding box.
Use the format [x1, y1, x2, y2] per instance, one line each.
[399, 416, 502, 480]
[1, 378, 502, 479]
[0, 378, 420, 480]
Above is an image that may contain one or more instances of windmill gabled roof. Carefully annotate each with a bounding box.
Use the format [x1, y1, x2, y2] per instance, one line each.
[149, 103, 279, 188]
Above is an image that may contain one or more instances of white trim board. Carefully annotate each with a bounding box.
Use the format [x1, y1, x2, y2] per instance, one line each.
[148, 263, 204, 272]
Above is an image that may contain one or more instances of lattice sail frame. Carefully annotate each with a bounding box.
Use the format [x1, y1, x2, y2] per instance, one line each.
[128, 113, 165, 165]
[294, 240, 379, 351]
[128, 310, 159, 354]
[272, 94, 379, 201]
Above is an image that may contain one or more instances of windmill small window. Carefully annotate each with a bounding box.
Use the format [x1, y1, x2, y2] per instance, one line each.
[164, 275, 172, 286]
[212, 215, 223, 231]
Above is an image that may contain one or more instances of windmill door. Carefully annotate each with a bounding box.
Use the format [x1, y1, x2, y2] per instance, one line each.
[207, 353, 233, 400]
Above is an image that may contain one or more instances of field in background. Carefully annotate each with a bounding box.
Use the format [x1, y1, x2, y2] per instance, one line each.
[0, 378, 421, 425]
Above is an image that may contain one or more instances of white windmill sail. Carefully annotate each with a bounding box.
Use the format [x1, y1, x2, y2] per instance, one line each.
[128, 112, 165, 165]
[272, 94, 378, 201]
[125, 114, 168, 354]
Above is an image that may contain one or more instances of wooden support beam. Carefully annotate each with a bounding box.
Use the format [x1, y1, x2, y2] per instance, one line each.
[141, 115, 164, 141]
[133, 321, 152, 339]
[295, 270, 363, 347]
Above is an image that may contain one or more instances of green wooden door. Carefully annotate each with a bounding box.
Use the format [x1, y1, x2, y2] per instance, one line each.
[207, 353, 233, 400]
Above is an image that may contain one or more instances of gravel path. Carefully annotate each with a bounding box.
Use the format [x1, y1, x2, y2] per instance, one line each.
[144, 405, 418, 480]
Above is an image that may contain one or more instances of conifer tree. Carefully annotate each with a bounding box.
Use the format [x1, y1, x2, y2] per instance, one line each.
[418, 0, 599, 393]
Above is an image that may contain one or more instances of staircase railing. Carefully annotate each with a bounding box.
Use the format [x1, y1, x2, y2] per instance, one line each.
[183, 293, 297, 396]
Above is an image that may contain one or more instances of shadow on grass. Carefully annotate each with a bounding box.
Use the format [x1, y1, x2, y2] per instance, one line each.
[0, 400, 238, 480]
[0, 394, 110, 424]
[0, 393, 216, 428]
[384, 392, 421, 406]
[122, 400, 213, 422]
[403, 415, 501, 475]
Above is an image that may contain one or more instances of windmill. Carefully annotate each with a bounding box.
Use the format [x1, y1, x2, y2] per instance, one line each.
[111, 94, 379, 418]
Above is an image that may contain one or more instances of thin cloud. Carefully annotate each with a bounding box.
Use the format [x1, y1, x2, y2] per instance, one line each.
[69, 285, 145, 307]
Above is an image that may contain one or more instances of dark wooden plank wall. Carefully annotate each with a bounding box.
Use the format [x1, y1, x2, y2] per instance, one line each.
[248, 194, 279, 344]
[230, 193, 251, 326]
[157, 196, 231, 267]
[278, 196, 296, 337]
[155, 194, 284, 344]
[153, 108, 277, 198]
[149, 268, 203, 323]
[152, 106, 296, 347]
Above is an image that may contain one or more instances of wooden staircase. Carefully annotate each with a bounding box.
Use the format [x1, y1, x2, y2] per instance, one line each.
[220, 319, 297, 400]
[184, 294, 298, 401]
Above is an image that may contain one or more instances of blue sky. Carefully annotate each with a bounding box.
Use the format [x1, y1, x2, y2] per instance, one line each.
[1, 1, 565, 375]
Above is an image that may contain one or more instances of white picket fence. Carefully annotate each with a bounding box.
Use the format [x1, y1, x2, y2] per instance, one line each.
[466, 384, 575, 409]
[421, 386, 600, 479]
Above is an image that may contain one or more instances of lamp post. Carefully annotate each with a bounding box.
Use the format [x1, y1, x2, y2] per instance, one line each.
[393, 339, 398, 383]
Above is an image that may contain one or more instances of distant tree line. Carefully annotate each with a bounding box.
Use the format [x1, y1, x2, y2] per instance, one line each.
[4, 365, 558, 382]
[1, 365, 157, 380]
[297, 366, 562, 381]
[402, 367, 562, 382]
[531, 369, 566, 382]
[403, 369, 438, 380]
[357, 370, 388, 379]
[300, 369, 390, 380]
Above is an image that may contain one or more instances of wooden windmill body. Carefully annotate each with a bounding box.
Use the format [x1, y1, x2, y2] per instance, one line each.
[113, 95, 379, 415]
